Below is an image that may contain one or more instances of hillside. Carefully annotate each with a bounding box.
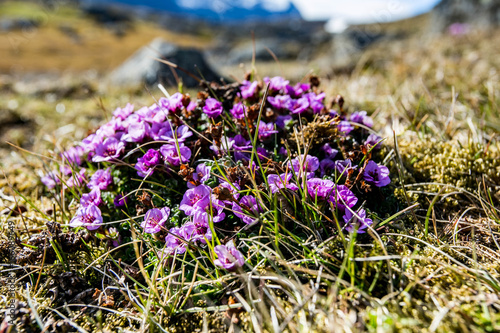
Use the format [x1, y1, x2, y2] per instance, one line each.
[0, 1, 212, 73]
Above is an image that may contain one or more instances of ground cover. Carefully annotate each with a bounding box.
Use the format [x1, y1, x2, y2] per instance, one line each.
[0, 24, 500, 333]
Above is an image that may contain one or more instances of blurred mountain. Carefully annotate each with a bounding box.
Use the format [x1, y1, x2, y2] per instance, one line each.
[429, 0, 500, 32]
[80, 0, 302, 23]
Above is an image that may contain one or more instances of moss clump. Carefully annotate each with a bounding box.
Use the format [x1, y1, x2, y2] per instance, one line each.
[396, 136, 500, 210]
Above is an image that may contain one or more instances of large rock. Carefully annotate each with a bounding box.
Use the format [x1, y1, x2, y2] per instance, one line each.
[108, 38, 221, 88]
[224, 39, 303, 64]
[429, 0, 500, 32]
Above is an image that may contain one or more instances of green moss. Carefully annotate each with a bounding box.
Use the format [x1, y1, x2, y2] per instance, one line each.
[395, 136, 500, 211]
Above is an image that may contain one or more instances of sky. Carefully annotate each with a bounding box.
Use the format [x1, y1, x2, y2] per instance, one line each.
[106, 0, 443, 33]
[261, 0, 441, 32]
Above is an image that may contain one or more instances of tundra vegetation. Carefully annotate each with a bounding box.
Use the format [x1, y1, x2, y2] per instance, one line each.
[0, 4, 500, 332]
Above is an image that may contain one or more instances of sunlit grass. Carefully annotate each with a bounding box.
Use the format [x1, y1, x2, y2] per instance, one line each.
[1, 23, 500, 333]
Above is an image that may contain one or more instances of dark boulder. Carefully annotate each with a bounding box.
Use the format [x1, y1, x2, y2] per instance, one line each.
[108, 38, 221, 88]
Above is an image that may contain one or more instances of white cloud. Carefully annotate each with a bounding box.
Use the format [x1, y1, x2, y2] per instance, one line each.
[291, 0, 439, 23]
[262, 0, 291, 12]
[325, 17, 348, 33]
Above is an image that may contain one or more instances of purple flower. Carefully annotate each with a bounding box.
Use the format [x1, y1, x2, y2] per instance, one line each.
[338, 121, 354, 134]
[123, 114, 142, 129]
[329, 185, 358, 211]
[108, 227, 121, 247]
[96, 122, 117, 139]
[165, 227, 188, 255]
[181, 222, 212, 244]
[276, 115, 293, 129]
[80, 187, 102, 207]
[267, 95, 292, 110]
[88, 168, 112, 190]
[157, 97, 170, 113]
[343, 208, 373, 233]
[69, 204, 103, 231]
[214, 240, 245, 271]
[60, 164, 73, 176]
[135, 106, 153, 121]
[365, 134, 383, 150]
[363, 161, 391, 187]
[230, 102, 247, 119]
[268, 173, 299, 193]
[170, 93, 185, 109]
[279, 147, 288, 156]
[264, 76, 289, 92]
[288, 154, 320, 179]
[135, 149, 161, 177]
[92, 137, 125, 162]
[232, 195, 262, 225]
[41, 171, 60, 189]
[304, 92, 325, 114]
[187, 163, 211, 188]
[113, 103, 134, 120]
[321, 143, 338, 159]
[122, 121, 150, 143]
[335, 159, 357, 176]
[114, 193, 129, 207]
[287, 97, 310, 114]
[329, 110, 339, 118]
[241, 80, 259, 99]
[158, 93, 184, 114]
[256, 147, 269, 161]
[231, 135, 251, 160]
[81, 133, 103, 154]
[142, 104, 167, 124]
[61, 146, 84, 166]
[65, 168, 86, 188]
[448, 23, 469, 36]
[155, 124, 193, 143]
[193, 197, 226, 224]
[233, 135, 252, 152]
[187, 101, 196, 112]
[320, 158, 335, 177]
[165, 222, 209, 252]
[180, 184, 211, 216]
[106, 117, 127, 134]
[285, 82, 310, 98]
[160, 144, 191, 166]
[350, 111, 373, 128]
[258, 121, 278, 141]
[141, 207, 170, 233]
[95, 121, 117, 138]
[203, 98, 223, 118]
[306, 178, 335, 201]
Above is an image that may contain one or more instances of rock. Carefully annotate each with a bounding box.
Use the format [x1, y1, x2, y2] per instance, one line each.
[225, 39, 303, 64]
[0, 18, 39, 32]
[108, 38, 221, 88]
[429, 0, 500, 33]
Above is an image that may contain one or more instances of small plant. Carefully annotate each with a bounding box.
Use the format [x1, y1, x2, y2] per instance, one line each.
[38, 74, 394, 330]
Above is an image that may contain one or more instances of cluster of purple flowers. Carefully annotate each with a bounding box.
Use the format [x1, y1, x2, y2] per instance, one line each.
[69, 168, 114, 231]
[42, 75, 393, 270]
